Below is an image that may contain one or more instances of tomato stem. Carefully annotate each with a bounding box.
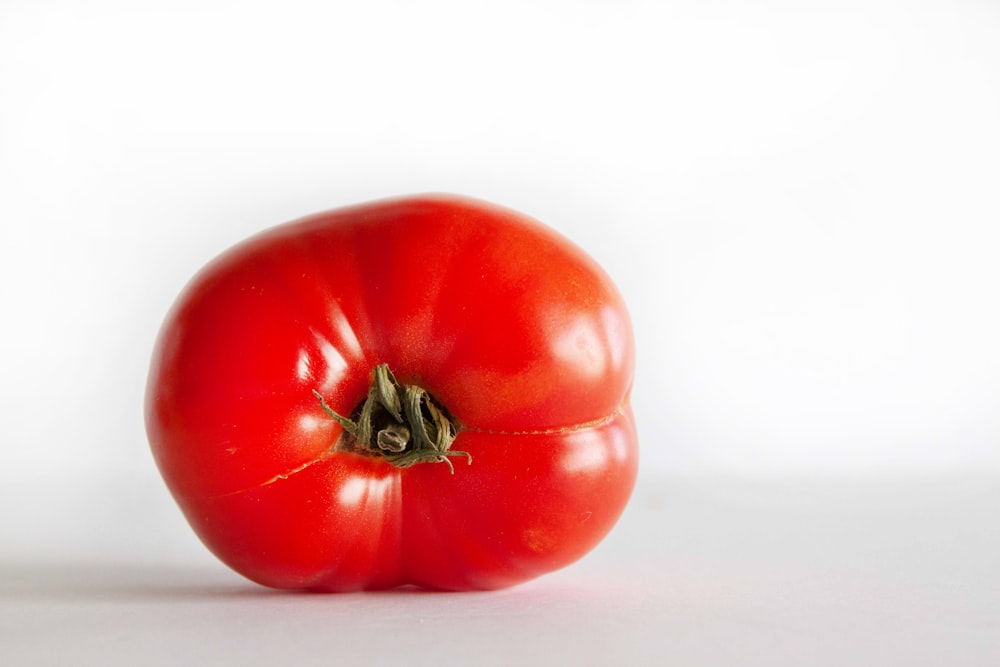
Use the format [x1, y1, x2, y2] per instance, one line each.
[313, 364, 471, 473]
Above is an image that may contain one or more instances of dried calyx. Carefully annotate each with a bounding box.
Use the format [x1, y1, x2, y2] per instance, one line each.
[313, 364, 471, 473]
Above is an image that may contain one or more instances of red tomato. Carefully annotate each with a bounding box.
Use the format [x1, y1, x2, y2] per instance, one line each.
[145, 195, 638, 591]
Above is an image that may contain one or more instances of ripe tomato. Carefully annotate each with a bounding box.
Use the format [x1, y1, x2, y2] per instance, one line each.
[145, 195, 637, 591]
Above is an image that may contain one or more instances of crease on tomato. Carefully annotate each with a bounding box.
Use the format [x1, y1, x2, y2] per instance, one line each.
[460, 401, 630, 437]
[198, 450, 339, 499]
[193, 401, 631, 501]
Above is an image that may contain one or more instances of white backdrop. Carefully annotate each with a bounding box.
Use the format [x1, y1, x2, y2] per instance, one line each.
[2, 0, 999, 489]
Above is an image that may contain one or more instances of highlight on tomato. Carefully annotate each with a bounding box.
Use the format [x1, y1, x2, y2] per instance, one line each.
[145, 194, 638, 591]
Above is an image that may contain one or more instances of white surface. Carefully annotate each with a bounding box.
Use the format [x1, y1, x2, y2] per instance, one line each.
[2, 474, 999, 665]
[1, 0, 999, 481]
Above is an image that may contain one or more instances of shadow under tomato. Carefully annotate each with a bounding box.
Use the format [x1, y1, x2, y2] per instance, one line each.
[0, 560, 524, 601]
[0, 560, 268, 601]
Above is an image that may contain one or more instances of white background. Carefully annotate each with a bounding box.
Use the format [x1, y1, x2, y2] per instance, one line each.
[2, 0, 999, 481]
[1, 1, 999, 664]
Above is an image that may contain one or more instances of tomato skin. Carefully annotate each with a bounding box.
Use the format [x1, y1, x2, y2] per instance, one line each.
[146, 194, 637, 591]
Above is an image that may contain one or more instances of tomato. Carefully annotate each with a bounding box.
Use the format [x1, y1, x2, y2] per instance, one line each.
[145, 194, 638, 591]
